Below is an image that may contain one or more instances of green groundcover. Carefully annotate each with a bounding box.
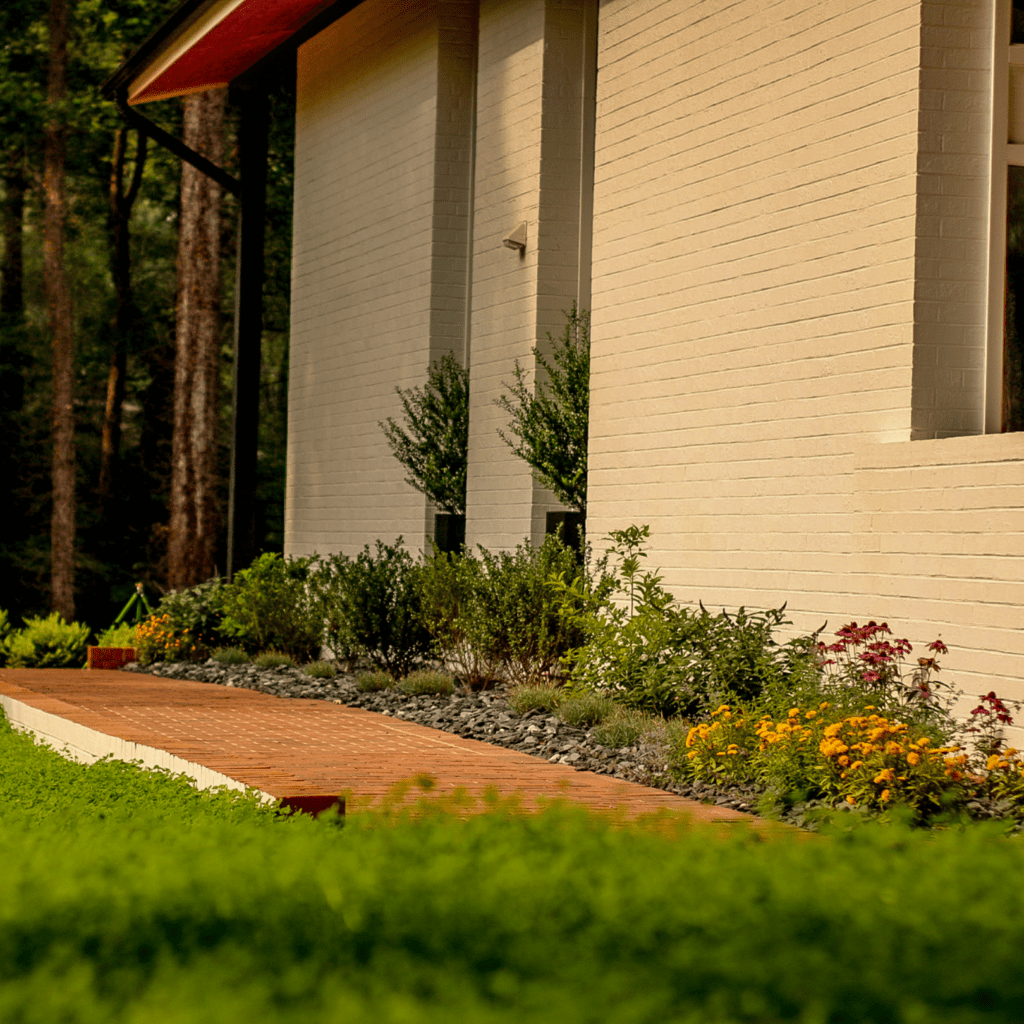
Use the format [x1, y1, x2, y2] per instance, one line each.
[1, 709, 1023, 1024]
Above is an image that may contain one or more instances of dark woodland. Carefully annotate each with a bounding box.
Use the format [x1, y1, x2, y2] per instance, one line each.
[0, 0, 296, 630]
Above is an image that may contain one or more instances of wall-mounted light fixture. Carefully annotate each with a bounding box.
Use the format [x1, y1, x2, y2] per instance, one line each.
[502, 221, 527, 253]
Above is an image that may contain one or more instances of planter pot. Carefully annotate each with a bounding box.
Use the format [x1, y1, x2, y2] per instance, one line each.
[87, 646, 138, 670]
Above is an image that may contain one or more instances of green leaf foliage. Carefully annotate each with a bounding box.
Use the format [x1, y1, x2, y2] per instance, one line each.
[381, 352, 469, 515]
[561, 526, 818, 717]
[496, 305, 590, 515]
[217, 553, 322, 662]
[4, 708, 1024, 1024]
[420, 533, 586, 687]
[2, 612, 90, 668]
[316, 540, 432, 677]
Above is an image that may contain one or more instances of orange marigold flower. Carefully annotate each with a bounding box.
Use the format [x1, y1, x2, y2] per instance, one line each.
[880, 789, 891, 802]
[906, 752, 921, 766]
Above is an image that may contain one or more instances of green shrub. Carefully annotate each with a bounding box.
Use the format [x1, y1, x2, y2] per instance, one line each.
[496, 305, 590, 515]
[562, 526, 819, 717]
[557, 692, 617, 729]
[94, 621, 139, 648]
[302, 659, 337, 679]
[471, 533, 586, 686]
[380, 352, 470, 516]
[419, 548, 500, 687]
[400, 669, 455, 696]
[592, 708, 658, 749]
[356, 669, 393, 692]
[309, 552, 359, 667]
[507, 683, 562, 716]
[320, 539, 432, 676]
[218, 553, 322, 661]
[3, 613, 91, 668]
[211, 646, 249, 665]
[253, 650, 295, 669]
[156, 577, 227, 649]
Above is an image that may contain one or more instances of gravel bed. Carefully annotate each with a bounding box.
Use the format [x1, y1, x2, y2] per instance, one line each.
[123, 659, 763, 816]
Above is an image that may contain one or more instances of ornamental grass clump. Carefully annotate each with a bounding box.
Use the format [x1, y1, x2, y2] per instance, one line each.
[211, 646, 249, 665]
[507, 683, 562, 715]
[557, 692, 617, 729]
[302, 659, 337, 679]
[253, 650, 295, 669]
[592, 708, 658, 749]
[356, 669, 393, 692]
[399, 669, 455, 696]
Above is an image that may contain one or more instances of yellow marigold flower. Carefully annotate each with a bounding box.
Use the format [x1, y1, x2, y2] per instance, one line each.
[906, 752, 921, 766]
[788, 708, 800, 718]
[873, 769, 895, 784]
[850, 761, 863, 771]
[726, 744, 739, 755]
[687, 751, 696, 760]
[838, 755, 850, 767]
[886, 742, 903, 756]
[840, 772, 847, 780]
[715, 751, 727, 757]
[846, 796, 856, 805]
[819, 701, 830, 709]
[824, 724, 843, 739]
[987, 754, 1003, 772]
[864, 705, 876, 711]
[804, 710, 818, 719]
[880, 789, 891, 803]
[917, 737, 930, 747]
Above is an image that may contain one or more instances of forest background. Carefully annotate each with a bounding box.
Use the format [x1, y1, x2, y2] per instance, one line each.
[0, 0, 296, 631]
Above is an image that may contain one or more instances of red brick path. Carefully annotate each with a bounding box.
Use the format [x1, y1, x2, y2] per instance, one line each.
[0, 668, 760, 824]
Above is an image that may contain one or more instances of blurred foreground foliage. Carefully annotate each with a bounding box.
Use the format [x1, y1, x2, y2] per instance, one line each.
[3, 708, 1024, 1024]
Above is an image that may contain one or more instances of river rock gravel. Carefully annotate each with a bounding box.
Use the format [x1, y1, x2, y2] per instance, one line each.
[123, 658, 764, 816]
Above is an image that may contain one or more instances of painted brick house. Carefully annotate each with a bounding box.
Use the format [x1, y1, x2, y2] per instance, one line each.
[116, 0, 1024, 717]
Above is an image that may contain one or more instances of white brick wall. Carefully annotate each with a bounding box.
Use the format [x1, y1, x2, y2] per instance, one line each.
[589, 0, 1024, 716]
[465, 0, 593, 551]
[287, 0, 477, 558]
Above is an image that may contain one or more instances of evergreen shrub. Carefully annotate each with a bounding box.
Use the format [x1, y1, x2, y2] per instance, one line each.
[321, 539, 432, 677]
[218, 553, 322, 661]
[2, 613, 90, 668]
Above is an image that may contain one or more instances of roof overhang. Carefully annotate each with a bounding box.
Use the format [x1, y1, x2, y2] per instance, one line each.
[105, 0, 356, 105]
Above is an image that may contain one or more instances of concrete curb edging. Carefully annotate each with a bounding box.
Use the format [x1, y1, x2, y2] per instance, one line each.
[0, 691, 275, 803]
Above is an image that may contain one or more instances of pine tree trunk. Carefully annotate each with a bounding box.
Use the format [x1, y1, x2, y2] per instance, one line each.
[44, 0, 75, 622]
[99, 127, 146, 506]
[168, 89, 225, 589]
[2, 148, 25, 319]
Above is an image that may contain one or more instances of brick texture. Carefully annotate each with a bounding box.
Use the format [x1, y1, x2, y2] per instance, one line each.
[0, 669, 760, 824]
[287, 1, 478, 557]
[588, 0, 1024, 731]
[465, 0, 594, 550]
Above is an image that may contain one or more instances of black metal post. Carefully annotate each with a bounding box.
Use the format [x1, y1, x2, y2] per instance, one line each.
[226, 87, 268, 579]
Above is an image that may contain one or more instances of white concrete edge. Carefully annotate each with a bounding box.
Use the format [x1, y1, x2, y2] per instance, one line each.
[0, 693, 275, 804]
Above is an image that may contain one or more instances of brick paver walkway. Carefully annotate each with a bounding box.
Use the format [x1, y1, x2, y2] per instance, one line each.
[0, 668, 760, 825]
